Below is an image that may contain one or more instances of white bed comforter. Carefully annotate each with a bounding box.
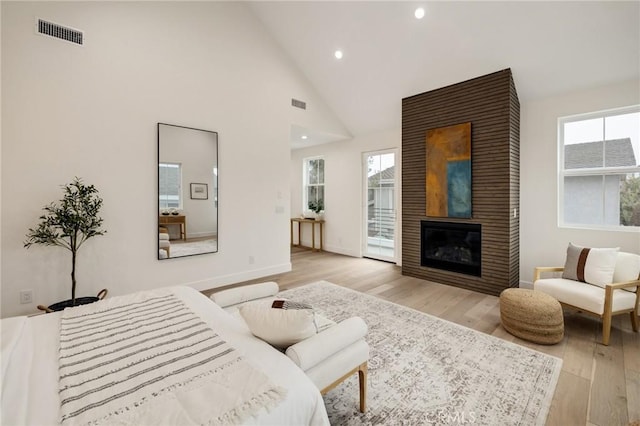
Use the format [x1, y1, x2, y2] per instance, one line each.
[0, 286, 329, 426]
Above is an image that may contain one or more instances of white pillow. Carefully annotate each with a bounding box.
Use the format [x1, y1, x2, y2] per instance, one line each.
[239, 299, 316, 348]
[562, 243, 619, 287]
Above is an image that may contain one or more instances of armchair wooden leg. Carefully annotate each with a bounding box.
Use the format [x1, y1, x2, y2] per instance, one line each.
[602, 287, 613, 346]
[358, 362, 367, 413]
[602, 313, 612, 346]
[631, 311, 639, 332]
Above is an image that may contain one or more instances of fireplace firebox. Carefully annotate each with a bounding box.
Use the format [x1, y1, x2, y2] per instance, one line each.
[421, 221, 481, 277]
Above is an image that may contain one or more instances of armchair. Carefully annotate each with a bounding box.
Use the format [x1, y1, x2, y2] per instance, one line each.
[533, 251, 639, 345]
[159, 226, 170, 258]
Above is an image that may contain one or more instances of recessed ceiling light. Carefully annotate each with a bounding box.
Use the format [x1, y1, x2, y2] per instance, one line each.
[334, 50, 343, 60]
[301, 135, 308, 140]
[414, 7, 425, 19]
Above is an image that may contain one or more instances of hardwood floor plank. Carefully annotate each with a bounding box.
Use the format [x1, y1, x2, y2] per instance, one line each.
[588, 327, 628, 425]
[621, 324, 640, 373]
[545, 371, 589, 426]
[561, 313, 597, 380]
[626, 369, 640, 424]
[204, 249, 636, 426]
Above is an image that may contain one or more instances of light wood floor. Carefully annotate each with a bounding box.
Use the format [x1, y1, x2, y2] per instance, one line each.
[203, 248, 640, 426]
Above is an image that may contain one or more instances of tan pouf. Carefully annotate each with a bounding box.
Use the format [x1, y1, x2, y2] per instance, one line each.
[499, 288, 564, 345]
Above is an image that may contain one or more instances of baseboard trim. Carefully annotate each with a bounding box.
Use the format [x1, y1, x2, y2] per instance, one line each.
[323, 245, 360, 258]
[520, 280, 533, 289]
[184, 262, 292, 292]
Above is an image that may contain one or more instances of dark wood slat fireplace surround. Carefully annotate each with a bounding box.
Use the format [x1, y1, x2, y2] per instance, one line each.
[401, 69, 520, 296]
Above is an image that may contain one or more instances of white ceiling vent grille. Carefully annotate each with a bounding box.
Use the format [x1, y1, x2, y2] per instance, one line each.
[37, 19, 84, 46]
[291, 98, 307, 110]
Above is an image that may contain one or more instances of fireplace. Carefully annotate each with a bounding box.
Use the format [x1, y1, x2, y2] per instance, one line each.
[421, 221, 481, 277]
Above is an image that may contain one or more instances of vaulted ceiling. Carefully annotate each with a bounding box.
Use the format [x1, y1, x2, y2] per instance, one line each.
[248, 1, 640, 147]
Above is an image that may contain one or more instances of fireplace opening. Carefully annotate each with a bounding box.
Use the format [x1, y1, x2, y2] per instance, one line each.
[421, 221, 481, 277]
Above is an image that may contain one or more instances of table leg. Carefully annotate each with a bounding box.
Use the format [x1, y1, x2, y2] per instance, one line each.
[311, 222, 316, 251]
[319, 222, 323, 251]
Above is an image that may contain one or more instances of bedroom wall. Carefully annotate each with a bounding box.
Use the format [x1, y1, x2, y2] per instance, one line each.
[519, 78, 640, 286]
[291, 78, 639, 288]
[290, 128, 401, 261]
[0, 2, 347, 317]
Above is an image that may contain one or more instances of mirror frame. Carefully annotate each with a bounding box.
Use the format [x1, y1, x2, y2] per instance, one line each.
[157, 122, 219, 260]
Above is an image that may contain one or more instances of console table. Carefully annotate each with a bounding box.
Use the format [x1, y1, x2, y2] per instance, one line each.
[159, 214, 187, 240]
[290, 218, 324, 252]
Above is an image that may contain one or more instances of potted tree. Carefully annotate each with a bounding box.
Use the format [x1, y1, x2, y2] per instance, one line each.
[24, 177, 107, 311]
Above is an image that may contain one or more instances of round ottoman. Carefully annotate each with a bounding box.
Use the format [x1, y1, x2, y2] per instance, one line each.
[499, 288, 564, 345]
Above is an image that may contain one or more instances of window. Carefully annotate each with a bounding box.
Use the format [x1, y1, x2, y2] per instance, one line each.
[559, 106, 640, 229]
[303, 157, 324, 212]
[159, 163, 182, 209]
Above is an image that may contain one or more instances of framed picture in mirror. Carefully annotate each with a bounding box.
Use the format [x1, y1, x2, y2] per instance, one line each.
[190, 183, 208, 200]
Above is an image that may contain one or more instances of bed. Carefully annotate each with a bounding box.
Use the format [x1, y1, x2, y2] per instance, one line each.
[0, 286, 329, 425]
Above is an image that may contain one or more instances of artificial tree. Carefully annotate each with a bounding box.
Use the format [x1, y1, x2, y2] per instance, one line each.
[24, 177, 106, 305]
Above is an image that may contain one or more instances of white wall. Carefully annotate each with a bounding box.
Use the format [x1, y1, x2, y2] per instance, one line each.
[520, 78, 640, 285]
[290, 128, 401, 261]
[1, 2, 346, 317]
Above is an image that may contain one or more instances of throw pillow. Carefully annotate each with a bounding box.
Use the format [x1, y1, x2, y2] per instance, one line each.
[239, 299, 317, 348]
[562, 243, 619, 287]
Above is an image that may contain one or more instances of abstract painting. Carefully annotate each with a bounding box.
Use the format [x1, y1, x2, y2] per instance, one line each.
[426, 122, 472, 218]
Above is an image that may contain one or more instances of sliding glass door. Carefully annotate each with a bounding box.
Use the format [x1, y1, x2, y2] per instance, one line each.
[363, 150, 397, 262]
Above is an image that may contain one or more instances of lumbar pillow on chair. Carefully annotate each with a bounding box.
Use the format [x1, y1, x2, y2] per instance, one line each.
[239, 299, 319, 348]
[562, 243, 619, 287]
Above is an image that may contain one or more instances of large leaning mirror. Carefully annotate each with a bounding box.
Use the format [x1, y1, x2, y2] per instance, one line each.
[158, 123, 218, 259]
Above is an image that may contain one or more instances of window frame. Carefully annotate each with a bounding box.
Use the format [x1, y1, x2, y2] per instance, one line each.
[159, 162, 183, 210]
[558, 104, 640, 231]
[302, 156, 325, 213]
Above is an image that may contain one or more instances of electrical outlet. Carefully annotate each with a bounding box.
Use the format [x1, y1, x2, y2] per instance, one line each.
[20, 290, 33, 304]
[248, 255, 255, 265]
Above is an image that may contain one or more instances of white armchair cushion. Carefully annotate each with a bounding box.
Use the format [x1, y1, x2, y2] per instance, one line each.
[286, 316, 368, 371]
[534, 278, 637, 315]
[562, 243, 619, 287]
[613, 252, 640, 292]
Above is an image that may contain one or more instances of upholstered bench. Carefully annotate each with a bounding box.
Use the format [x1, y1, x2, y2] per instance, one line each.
[210, 282, 369, 412]
[499, 288, 564, 345]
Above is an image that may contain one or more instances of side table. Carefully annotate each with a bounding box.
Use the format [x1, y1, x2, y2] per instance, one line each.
[291, 218, 324, 252]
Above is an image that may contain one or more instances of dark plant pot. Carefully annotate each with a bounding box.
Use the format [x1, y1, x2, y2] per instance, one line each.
[38, 289, 108, 313]
[48, 296, 100, 312]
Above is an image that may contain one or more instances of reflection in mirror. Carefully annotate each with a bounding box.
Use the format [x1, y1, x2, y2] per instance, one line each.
[158, 123, 218, 259]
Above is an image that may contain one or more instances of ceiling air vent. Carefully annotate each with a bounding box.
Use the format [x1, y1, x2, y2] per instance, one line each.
[291, 98, 307, 110]
[36, 19, 84, 46]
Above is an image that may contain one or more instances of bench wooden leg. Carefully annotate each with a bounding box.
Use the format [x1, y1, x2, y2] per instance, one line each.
[320, 361, 368, 413]
[358, 362, 367, 413]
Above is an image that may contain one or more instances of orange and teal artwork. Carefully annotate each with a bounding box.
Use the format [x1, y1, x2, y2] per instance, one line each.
[426, 122, 472, 218]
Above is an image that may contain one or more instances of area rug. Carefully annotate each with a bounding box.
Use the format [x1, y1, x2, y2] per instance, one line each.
[279, 281, 562, 426]
[170, 238, 217, 257]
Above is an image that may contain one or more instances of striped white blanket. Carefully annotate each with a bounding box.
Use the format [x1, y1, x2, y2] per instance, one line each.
[58, 289, 285, 425]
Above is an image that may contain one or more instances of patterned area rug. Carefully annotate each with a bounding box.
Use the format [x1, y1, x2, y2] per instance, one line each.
[280, 281, 562, 426]
[170, 238, 217, 257]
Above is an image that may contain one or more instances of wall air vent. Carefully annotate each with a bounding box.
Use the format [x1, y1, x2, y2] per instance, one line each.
[291, 98, 307, 110]
[36, 19, 84, 46]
